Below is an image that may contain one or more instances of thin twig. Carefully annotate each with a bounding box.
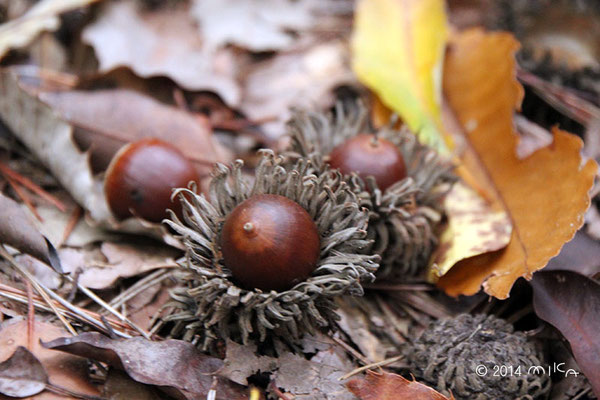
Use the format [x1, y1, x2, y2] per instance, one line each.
[269, 381, 293, 400]
[26, 280, 35, 350]
[108, 269, 172, 309]
[60, 205, 82, 246]
[338, 355, 405, 381]
[0, 160, 66, 211]
[63, 274, 151, 339]
[0, 283, 134, 337]
[4, 174, 43, 221]
[330, 335, 370, 365]
[0, 245, 76, 335]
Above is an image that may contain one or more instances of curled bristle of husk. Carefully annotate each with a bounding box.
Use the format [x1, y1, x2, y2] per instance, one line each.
[285, 102, 456, 279]
[404, 314, 552, 400]
[158, 150, 379, 349]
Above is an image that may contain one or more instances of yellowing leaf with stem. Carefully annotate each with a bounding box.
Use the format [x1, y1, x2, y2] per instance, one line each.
[352, 0, 449, 152]
[352, 0, 513, 281]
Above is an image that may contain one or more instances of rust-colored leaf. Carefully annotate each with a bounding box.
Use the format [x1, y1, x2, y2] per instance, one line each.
[437, 29, 597, 299]
[347, 371, 454, 400]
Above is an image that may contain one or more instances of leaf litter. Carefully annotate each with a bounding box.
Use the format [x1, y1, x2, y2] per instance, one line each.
[0, 0, 599, 399]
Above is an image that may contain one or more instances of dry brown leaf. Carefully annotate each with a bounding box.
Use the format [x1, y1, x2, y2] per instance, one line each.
[347, 371, 455, 400]
[240, 41, 354, 138]
[0, 317, 100, 399]
[39, 88, 230, 173]
[220, 340, 355, 399]
[0, 0, 99, 59]
[437, 29, 597, 298]
[0, 347, 47, 398]
[192, 0, 317, 52]
[42, 333, 247, 400]
[83, 1, 240, 104]
[0, 193, 61, 272]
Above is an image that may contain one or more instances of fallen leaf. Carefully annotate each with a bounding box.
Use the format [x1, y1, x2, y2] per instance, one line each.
[220, 340, 355, 399]
[192, 0, 316, 52]
[437, 29, 597, 299]
[240, 41, 354, 139]
[428, 181, 511, 281]
[0, 0, 99, 59]
[83, 1, 240, 104]
[347, 371, 454, 400]
[0, 347, 47, 398]
[546, 231, 600, 276]
[352, 0, 449, 151]
[39, 88, 230, 173]
[531, 270, 600, 397]
[0, 317, 100, 399]
[42, 332, 247, 400]
[102, 369, 163, 400]
[0, 193, 62, 273]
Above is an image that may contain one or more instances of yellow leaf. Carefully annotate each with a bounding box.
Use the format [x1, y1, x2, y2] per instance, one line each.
[428, 181, 512, 281]
[352, 0, 448, 152]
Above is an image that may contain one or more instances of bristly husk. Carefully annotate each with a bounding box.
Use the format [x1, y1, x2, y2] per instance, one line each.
[285, 102, 456, 279]
[403, 314, 552, 400]
[157, 150, 379, 349]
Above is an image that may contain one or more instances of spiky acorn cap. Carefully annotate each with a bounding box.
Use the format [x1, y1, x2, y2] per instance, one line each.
[285, 102, 455, 279]
[404, 314, 552, 400]
[159, 150, 379, 349]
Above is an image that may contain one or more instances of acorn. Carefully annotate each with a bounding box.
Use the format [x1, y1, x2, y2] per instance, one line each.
[285, 102, 456, 279]
[104, 138, 199, 223]
[159, 150, 379, 348]
[403, 314, 552, 400]
[328, 134, 407, 191]
[221, 194, 320, 291]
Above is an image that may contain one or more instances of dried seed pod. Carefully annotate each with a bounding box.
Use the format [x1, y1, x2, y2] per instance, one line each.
[285, 102, 456, 279]
[159, 150, 379, 349]
[404, 314, 552, 400]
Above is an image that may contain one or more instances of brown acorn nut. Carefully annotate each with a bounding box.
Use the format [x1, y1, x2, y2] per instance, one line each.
[220, 194, 321, 292]
[328, 134, 407, 191]
[104, 138, 199, 223]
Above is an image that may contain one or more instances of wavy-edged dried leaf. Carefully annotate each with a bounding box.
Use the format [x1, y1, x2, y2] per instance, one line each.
[83, 1, 240, 104]
[42, 333, 247, 400]
[531, 270, 600, 397]
[352, 0, 448, 151]
[0, 347, 47, 398]
[0, 0, 99, 59]
[347, 371, 455, 400]
[0, 193, 62, 273]
[0, 318, 100, 399]
[437, 29, 597, 299]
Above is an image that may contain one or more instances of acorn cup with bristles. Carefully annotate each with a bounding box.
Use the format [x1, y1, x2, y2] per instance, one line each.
[157, 150, 379, 349]
[285, 102, 456, 280]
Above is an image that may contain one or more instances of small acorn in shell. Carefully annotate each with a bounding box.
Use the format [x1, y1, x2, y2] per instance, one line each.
[159, 150, 379, 348]
[285, 102, 456, 279]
